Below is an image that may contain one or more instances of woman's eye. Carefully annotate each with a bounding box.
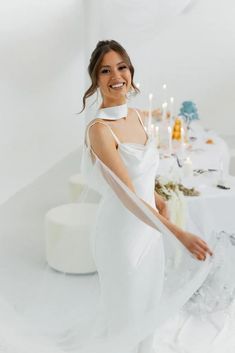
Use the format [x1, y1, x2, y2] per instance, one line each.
[100, 68, 110, 74]
[118, 65, 128, 71]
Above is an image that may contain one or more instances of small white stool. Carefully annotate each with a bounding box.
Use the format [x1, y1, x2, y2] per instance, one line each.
[45, 203, 97, 274]
[68, 173, 101, 203]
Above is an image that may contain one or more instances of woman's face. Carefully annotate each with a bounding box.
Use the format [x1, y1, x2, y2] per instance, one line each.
[97, 50, 132, 106]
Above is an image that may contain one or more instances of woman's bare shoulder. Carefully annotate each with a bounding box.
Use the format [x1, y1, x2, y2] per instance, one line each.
[87, 119, 114, 146]
[86, 118, 108, 133]
[87, 118, 105, 128]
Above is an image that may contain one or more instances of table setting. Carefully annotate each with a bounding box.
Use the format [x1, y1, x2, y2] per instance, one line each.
[157, 127, 234, 240]
[141, 85, 234, 241]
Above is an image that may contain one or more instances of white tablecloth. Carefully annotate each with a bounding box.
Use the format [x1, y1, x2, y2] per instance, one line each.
[158, 122, 234, 240]
[158, 122, 230, 176]
[186, 121, 230, 173]
[184, 174, 235, 238]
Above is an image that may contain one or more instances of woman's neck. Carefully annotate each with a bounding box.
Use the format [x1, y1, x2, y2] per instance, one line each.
[100, 97, 126, 109]
[96, 102, 128, 121]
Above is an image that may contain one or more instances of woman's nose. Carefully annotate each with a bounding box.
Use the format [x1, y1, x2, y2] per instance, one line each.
[111, 68, 121, 79]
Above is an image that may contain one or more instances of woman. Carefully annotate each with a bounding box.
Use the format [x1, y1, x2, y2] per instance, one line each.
[81, 40, 213, 353]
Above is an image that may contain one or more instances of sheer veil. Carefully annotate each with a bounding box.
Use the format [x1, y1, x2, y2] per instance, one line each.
[0, 119, 234, 353]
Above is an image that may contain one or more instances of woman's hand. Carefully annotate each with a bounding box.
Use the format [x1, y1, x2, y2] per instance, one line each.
[155, 192, 169, 220]
[179, 232, 213, 261]
[144, 192, 213, 262]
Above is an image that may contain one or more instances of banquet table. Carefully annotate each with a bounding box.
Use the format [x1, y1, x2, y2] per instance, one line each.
[157, 122, 234, 243]
[158, 121, 230, 176]
[185, 125, 230, 173]
[184, 173, 235, 238]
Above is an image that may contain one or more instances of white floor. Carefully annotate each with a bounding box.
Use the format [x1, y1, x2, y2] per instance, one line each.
[0, 148, 100, 351]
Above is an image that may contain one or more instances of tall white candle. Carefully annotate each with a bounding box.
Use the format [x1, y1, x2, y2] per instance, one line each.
[162, 102, 168, 121]
[181, 127, 185, 154]
[181, 127, 185, 142]
[162, 83, 167, 103]
[219, 160, 224, 182]
[151, 124, 154, 138]
[148, 93, 153, 132]
[155, 126, 159, 147]
[168, 126, 172, 155]
[170, 97, 174, 120]
[183, 157, 193, 177]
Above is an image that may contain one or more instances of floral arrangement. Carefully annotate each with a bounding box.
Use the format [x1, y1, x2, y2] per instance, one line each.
[155, 176, 200, 230]
[179, 101, 199, 125]
[155, 176, 200, 201]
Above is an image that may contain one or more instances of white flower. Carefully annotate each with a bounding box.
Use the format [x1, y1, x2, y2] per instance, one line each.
[157, 176, 170, 185]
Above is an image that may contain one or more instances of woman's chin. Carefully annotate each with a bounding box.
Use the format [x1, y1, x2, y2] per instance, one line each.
[111, 90, 127, 99]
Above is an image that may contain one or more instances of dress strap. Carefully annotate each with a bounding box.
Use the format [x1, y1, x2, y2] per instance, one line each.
[133, 109, 149, 138]
[85, 120, 120, 149]
[133, 109, 146, 131]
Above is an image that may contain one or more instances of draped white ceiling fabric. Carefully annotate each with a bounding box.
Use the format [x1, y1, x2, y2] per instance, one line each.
[99, 0, 196, 43]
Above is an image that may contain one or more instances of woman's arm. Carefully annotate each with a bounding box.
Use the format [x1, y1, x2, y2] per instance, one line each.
[154, 191, 169, 220]
[89, 121, 136, 193]
[89, 122, 213, 261]
[141, 197, 212, 261]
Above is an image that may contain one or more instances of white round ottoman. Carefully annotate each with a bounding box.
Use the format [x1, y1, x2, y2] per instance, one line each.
[45, 203, 97, 274]
[68, 173, 101, 203]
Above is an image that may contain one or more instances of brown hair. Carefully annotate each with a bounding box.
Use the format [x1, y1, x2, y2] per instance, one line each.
[81, 40, 139, 112]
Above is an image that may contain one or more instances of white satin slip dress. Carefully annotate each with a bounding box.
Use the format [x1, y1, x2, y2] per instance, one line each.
[87, 110, 163, 353]
[85, 110, 213, 353]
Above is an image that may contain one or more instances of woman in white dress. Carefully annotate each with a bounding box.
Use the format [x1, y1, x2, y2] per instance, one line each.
[81, 40, 213, 353]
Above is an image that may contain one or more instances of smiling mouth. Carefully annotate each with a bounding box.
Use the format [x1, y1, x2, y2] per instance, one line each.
[109, 82, 125, 89]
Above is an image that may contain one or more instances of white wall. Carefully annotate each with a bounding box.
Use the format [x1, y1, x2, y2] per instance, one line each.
[96, 0, 235, 136]
[0, 0, 85, 204]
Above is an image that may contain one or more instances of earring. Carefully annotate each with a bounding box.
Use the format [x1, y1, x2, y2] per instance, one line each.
[126, 87, 135, 100]
[96, 87, 102, 103]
